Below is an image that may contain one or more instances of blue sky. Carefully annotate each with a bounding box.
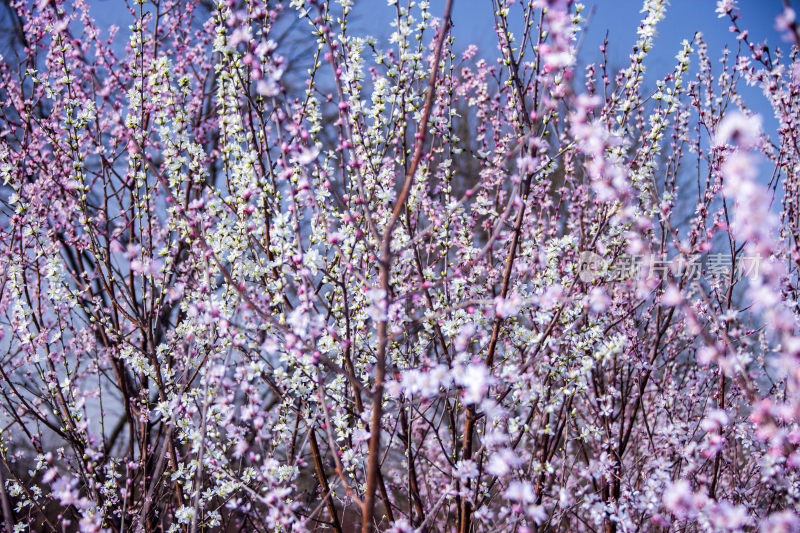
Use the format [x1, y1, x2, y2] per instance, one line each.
[349, 0, 787, 130]
[89, 1, 786, 60]
[344, 0, 786, 133]
[346, 0, 786, 68]
[88, 0, 787, 77]
[87, 0, 787, 125]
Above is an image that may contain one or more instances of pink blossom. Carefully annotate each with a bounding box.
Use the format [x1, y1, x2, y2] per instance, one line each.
[716, 0, 738, 18]
[663, 480, 695, 519]
[495, 293, 522, 318]
[715, 112, 763, 149]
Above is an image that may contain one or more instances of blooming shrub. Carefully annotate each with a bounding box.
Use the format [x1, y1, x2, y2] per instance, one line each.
[1, 0, 800, 531]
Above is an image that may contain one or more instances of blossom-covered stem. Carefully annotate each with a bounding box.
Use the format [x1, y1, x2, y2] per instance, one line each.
[4, 0, 800, 530]
[363, 2, 454, 531]
[460, 7, 543, 531]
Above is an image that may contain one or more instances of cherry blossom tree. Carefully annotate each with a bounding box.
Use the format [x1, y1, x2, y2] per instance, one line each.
[1, 0, 800, 531]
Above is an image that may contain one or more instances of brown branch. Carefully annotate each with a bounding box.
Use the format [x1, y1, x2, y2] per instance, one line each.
[363, 1, 454, 531]
[309, 430, 344, 533]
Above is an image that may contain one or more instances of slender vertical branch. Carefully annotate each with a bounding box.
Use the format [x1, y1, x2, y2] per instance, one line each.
[362, 2, 454, 531]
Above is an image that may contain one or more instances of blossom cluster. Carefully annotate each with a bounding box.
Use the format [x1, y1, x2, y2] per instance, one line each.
[0, 0, 799, 531]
